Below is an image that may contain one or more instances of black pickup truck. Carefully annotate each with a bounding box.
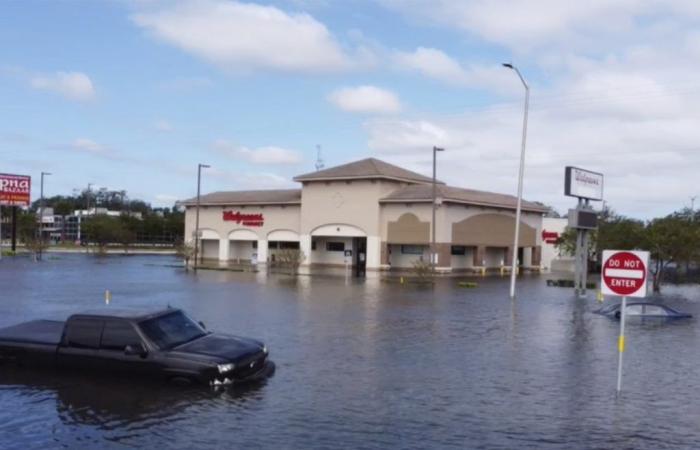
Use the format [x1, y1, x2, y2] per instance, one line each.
[0, 307, 274, 386]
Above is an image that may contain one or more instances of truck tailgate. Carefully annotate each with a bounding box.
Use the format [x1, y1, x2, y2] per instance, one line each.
[0, 320, 65, 345]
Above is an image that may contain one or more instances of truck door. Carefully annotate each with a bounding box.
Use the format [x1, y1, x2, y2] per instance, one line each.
[97, 320, 155, 377]
[58, 318, 104, 371]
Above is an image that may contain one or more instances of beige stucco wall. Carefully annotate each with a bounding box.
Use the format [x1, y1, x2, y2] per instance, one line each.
[185, 204, 301, 243]
[300, 180, 406, 236]
[380, 203, 543, 246]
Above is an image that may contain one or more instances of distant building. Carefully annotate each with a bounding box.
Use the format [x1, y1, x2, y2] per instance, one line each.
[39, 207, 143, 243]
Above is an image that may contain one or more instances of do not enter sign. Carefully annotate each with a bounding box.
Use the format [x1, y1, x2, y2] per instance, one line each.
[601, 250, 649, 297]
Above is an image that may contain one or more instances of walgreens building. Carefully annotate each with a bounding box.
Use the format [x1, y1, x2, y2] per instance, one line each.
[181, 158, 548, 274]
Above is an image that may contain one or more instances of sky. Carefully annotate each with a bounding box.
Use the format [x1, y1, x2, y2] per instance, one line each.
[3, 0, 700, 218]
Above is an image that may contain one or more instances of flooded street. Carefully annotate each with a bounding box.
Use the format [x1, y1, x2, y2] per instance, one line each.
[1, 254, 699, 449]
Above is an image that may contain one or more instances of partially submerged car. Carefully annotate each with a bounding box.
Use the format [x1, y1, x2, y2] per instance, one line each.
[0, 307, 274, 386]
[594, 302, 692, 320]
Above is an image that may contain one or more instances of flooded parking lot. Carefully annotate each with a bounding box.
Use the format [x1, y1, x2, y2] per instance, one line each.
[1, 253, 699, 449]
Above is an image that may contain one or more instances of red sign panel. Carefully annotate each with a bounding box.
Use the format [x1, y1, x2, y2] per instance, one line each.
[223, 211, 264, 227]
[602, 250, 648, 297]
[541, 230, 559, 244]
[0, 173, 31, 206]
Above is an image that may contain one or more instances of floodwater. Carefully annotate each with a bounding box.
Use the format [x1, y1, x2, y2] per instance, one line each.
[0, 254, 699, 449]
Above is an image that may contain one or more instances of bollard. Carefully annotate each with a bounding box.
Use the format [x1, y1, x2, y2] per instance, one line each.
[481, 267, 486, 277]
[105, 289, 111, 305]
[400, 276, 404, 284]
[596, 290, 604, 302]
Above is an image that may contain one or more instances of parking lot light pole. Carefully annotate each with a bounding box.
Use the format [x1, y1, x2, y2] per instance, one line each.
[502, 63, 529, 299]
[38, 172, 52, 261]
[432, 146, 444, 273]
[193, 163, 210, 272]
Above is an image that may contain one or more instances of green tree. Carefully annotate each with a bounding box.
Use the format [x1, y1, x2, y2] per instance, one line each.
[643, 215, 700, 292]
[82, 215, 123, 253]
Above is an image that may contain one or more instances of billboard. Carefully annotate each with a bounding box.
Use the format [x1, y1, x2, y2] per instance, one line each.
[0, 173, 31, 206]
[565, 166, 603, 201]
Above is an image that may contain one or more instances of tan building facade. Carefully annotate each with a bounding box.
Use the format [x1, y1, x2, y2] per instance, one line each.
[181, 158, 549, 273]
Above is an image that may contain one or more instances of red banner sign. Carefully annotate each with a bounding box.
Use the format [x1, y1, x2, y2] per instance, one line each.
[0, 173, 31, 206]
[541, 230, 559, 244]
[223, 211, 264, 227]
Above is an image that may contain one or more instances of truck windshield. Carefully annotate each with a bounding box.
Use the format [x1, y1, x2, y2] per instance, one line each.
[138, 310, 207, 349]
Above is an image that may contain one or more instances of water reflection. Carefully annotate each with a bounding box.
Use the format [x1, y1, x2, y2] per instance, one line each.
[0, 367, 267, 430]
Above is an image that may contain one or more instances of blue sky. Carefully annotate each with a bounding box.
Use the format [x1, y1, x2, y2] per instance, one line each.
[3, 0, 700, 218]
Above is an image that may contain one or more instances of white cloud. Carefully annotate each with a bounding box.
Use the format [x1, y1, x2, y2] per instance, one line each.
[328, 85, 401, 114]
[393, 47, 517, 93]
[213, 139, 303, 164]
[132, 0, 362, 73]
[70, 138, 109, 154]
[153, 119, 173, 132]
[30, 71, 95, 102]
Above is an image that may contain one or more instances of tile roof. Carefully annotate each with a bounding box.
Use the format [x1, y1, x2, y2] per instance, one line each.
[294, 157, 443, 184]
[179, 189, 301, 206]
[380, 184, 549, 213]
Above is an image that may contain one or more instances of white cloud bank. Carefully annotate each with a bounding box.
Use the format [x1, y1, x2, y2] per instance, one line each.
[328, 85, 401, 114]
[213, 139, 303, 165]
[30, 71, 95, 102]
[132, 0, 365, 73]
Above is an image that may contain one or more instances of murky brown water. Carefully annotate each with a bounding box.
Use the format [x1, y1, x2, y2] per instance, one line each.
[0, 253, 699, 449]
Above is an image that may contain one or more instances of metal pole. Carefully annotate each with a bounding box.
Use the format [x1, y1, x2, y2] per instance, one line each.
[503, 64, 530, 299]
[0, 205, 3, 261]
[616, 296, 628, 394]
[431, 147, 444, 274]
[193, 163, 210, 272]
[39, 172, 51, 261]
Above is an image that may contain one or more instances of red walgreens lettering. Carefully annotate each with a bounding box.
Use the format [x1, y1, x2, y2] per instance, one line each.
[222, 211, 264, 227]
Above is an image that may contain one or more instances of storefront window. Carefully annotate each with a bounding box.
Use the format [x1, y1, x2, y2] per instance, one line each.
[401, 245, 423, 255]
[451, 246, 466, 255]
[326, 242, 345, 252]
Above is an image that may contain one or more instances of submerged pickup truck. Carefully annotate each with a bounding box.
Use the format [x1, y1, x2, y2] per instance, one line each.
[0, 307, 274, 386]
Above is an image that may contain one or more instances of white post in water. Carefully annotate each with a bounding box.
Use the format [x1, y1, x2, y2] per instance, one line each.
[616, 296, 627, 394]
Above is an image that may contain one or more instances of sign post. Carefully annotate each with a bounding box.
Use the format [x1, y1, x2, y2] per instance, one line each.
[601, 250, 649, 395]
[565, 167, 603, 297]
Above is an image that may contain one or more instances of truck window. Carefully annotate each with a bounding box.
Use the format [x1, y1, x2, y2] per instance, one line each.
[65, 318, 104, 349]
[100, 321, 142, 351]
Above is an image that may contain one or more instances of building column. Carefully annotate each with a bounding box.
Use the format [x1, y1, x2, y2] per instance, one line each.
[366, 236, 381, 270]
[300, 234, 312, 266]
[505, 246, 515, 267]
[436, 243, 452, 270]
[218, 238, 229, 262]
[531, 246, 542, 267]
[257, 239, 268, 266]
[473, 246, 486, 267]
[523, 247, 533, 267]
[380, 241, 390, 266]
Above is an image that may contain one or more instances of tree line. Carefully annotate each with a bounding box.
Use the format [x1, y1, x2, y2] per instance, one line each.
[557, 207, 699, 292]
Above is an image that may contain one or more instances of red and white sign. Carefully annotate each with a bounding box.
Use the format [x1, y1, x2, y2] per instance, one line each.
[0, 173, 31, 206]
[601, 250, 649, 297]
[541, 230, 559, 244]
[222, 211, 264, 227]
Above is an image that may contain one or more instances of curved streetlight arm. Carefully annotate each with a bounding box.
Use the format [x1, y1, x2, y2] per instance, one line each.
[502, 63, 530, 299]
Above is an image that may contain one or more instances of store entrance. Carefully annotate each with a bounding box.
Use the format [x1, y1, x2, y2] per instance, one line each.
[353, 237, 367, 277]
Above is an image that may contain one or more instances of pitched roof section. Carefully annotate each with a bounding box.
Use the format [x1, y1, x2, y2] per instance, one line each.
[380, 184, 548, 213]
[179, 189, 301, 206]
[294, 157, 443, 184]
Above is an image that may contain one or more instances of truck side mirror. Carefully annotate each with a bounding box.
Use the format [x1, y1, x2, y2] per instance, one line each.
[125, 343, 147, 357]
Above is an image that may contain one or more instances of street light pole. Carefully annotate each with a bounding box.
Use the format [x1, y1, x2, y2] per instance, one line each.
[38, 171, 52, 261]
[503, 63, 530, 299]
[431, 146, 445, 273]
[193, 163, 210, 272]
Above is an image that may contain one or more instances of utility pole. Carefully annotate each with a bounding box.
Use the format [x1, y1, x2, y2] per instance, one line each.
[431, 146, 444, 273]
[503, 63, 530, 299]
[193, 163, 210, 272]
[38, 172, 51, 261]
[691, 196, 697, 221]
